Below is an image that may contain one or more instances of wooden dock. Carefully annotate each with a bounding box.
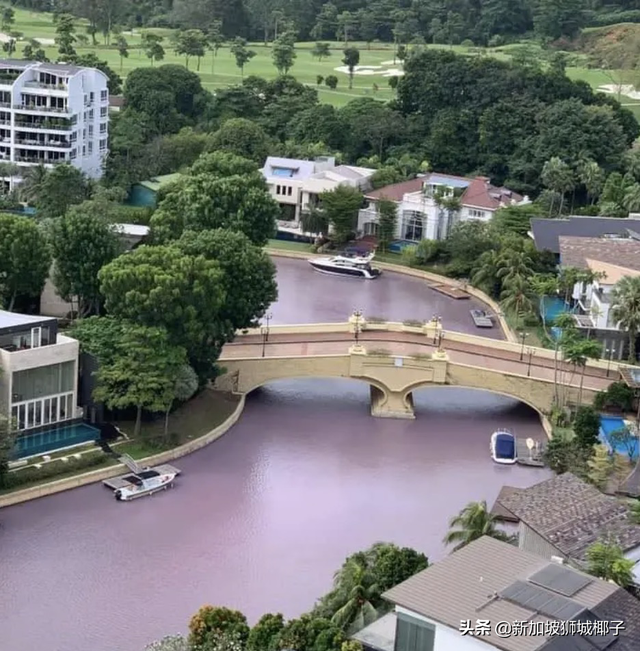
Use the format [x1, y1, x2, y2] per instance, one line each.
[470, 309, 493, 328]
[426, 282, 470, 300]
[102, 463, 182, 490]
[516, 438, 545, 467]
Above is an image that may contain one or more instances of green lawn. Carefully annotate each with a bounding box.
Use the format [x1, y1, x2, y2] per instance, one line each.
[4, 4, 638, 107]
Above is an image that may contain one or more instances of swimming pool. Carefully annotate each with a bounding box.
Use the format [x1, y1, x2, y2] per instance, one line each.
[13, 423, 101, 458]
[599, 416, 639, 459]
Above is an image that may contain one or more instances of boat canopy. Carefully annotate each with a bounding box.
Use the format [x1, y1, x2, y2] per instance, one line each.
[494, 433, 516, 459]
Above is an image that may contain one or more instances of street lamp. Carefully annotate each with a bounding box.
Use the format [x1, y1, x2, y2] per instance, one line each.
[527, 348, 533, 377]
[261, 312, 273, 357]
[519, 331, 528, 361]
[606, 347, 614, 377]
[433, 315, 441, 344]
[438, 329, 445, 350]
[353, 309, 363, 345]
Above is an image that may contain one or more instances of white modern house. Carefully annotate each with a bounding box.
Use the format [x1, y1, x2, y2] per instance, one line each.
[358, 174, 527, 242]
[0, 59, 109, 189]
[261, 155, 376, 236]
[352, 536, 640, 651]
[559, 235, 640, 359]
[0, 310, 82, 456]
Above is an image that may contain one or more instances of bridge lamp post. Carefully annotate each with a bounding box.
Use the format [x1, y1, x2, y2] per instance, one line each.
[527, 348, 533, 377]
[353, 309, 363, 344]
[261, 312, 273, 357]
[433, 315, 441, 344]
[519, 331, 528, 361]
[437, 329, 445, 351]
[605, 347, 614, 377]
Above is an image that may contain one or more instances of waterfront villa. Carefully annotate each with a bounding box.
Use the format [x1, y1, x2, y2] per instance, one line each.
[0, 310, 83, 457]
[558, 235, 640, 360]
[497, 473, 640, 583]
[356, 174, 527, 243]
[352, 536, 640, 651]
[260, 155, 376, 236]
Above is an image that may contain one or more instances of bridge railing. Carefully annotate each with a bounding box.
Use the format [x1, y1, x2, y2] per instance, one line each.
[238, 320, 624, 375]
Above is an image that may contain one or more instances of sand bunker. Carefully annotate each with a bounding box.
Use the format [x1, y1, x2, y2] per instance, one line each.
[0, 32, 54, 45]
[334, 63, 404, 77]
[598, 84, 640, 100]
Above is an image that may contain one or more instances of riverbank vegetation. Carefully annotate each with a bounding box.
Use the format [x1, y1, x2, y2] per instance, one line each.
[144, 542, 428, 651]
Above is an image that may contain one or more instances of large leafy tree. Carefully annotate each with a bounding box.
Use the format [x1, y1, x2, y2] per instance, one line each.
[176, 228, 277, 338]
[150, 173, 278, 245]
[0, 214, 51, 311]
[376, 199, 397, 252]
[0, 411, 15, 488]
[190, 150, 260, 177]
[98, 245, 226, 378]
[611, 275, 640, 363]
[206, 117, 273, 164]
[246, 613, 285, 651]
[51, 203, 121, 318]
[189, 606, 250, 650]
[320, 185, 363, 245]
[443, 501, 510, 551]
[93, 323, 186, 436]
[35, 164, 91, 219]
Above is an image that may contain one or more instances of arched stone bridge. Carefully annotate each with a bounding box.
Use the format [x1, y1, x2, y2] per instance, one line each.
[215, 318, 617, 419]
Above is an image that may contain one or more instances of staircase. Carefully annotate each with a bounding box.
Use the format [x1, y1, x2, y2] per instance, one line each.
[118, 453, 144, 474]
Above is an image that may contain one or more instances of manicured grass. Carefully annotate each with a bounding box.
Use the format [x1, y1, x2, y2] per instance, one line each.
[115, 388, 240, 451]
[3, 4, 636, 106]
[267, 238, 313, 252]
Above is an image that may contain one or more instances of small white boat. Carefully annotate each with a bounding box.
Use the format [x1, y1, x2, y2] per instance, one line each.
[308, 251, 381, 279]
[490, 430, 517, 465]
[114, 469, 177, 501]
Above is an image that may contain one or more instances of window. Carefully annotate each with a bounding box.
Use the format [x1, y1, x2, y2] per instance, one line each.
[89, 92, 94, 102]
[99, 139, 107, 151]
[468, 208, 486, 220]
[70, 148, 77, 159]
[395, 613, 435, 651]
[287, 186, 293, 196]
[88, 125, 93, 136]
[88, 141, 93, 154]
[31, 327, 41, 349]
[99, 122, 107, 133]
[364, 222, 379, 236]
[100, 89, 108, 101]
[82, 145, 86, 156]
[401, 211, 423, 241]
[100, 106, 108, 117]
[88, 109, 94, 120]
[12, 362, 75, 403]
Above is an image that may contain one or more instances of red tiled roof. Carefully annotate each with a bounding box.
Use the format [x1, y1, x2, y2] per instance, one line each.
[461, 176, 523, 211]
[365, 177, 424, 202]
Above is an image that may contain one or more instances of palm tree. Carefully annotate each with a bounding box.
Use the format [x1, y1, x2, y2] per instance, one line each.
[443, 501, 510, 552]
[562, 338, 602, 407]
[18, 164, 48, 204]
[577, 159, 605, 205]
[500, 275, 534, 328]
[472, 250, 501, 297]
[497, 249, 534, 287]
[586, 540, 635, 587]
[330, 559, 380, 634]
[611, 275, 640, 363]
[541, 157, 575, 216]
[554, 313, 578, 407]
[623, 182, 640, 213]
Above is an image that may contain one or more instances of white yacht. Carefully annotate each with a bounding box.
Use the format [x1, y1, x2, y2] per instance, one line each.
[114, 469, 177, 501]
[490, 430, 517, 465]
[308, 251, 381, 279]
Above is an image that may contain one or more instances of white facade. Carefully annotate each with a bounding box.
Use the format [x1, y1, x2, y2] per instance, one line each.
[395, 606, 496, 651]
[0, 59, 109, 187]
[261, 156, 376, 236]
[0, 312, 81, 434]
[357, 176, 526, 243]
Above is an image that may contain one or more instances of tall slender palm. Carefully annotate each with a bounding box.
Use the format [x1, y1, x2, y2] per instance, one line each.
[497, 249, 534, 287]
[500, 275, 534, 328]
[577, 159, 605, 205]
[443, 501, 510, 552]
[611, 276, 640, 363]
[553, 313, 577, 406]
[563, 338, 602, 407]
[330, 559, 379, 634]
[471, 249, 501, 297]
[18, 164, 48, 204]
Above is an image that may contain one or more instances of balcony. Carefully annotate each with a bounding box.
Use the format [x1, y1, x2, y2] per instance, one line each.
[15, 155, 63, 165]
[15, 120, 73, 131]
[16, 139, 71, 149]
[14, 104, 71, 115]
[23, 80, 67, 91]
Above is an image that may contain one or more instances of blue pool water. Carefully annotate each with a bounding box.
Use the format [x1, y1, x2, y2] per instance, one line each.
[599, 416, 639, 459]
[14, 423, 101, 458]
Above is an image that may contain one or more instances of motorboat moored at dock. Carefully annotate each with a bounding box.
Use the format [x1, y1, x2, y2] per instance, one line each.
[490, 430, 517, 465]
[113, 469, 177, 501]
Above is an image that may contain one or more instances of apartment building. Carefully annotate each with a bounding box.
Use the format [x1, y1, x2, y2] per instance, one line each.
[358, 174, 527, 242]
[0, 59, 109, 189]
[261, 155, 376, 236]
[0, 310, 82, 456]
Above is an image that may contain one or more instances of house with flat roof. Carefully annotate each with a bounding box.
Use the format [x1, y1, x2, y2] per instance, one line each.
[497, 473, 640, 582]
[0, 310, 82, 457]
[558, 235, 640, 359]
[260, 155, 376, 237]
[352, 536, 640, 651]
[357, 174, 527, 243]
[530, 216, 640, 256]
[128, 173, 184, 208]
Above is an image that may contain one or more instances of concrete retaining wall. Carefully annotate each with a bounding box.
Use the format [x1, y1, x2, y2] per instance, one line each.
[266, 248, 516, 342]
[0, 395, 246, 509]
